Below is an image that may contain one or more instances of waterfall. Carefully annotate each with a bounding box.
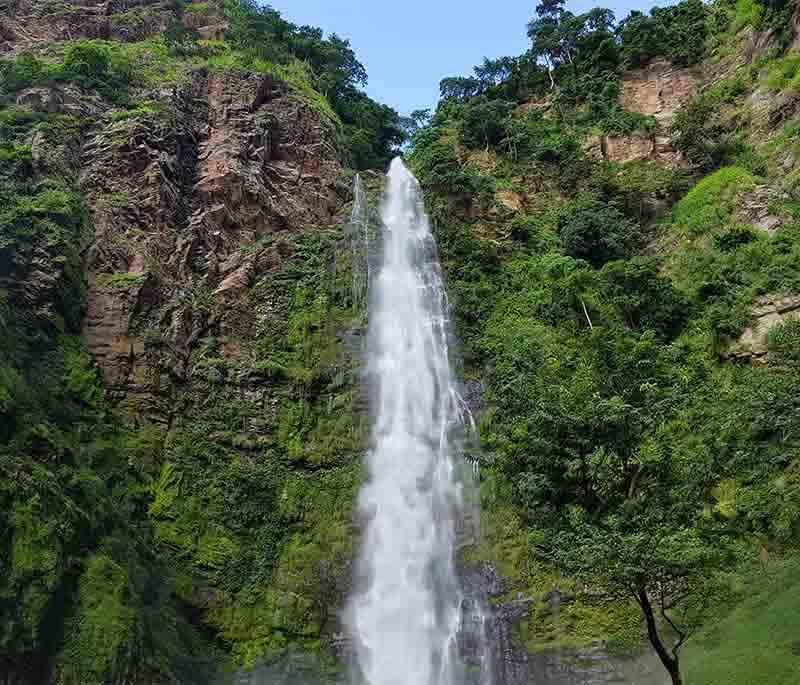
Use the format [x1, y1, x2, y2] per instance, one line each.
[347, 173, 370, 308]
[348, 159, 489, 685]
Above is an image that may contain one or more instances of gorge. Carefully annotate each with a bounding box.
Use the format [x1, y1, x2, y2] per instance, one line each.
[3, 1, 800, 684]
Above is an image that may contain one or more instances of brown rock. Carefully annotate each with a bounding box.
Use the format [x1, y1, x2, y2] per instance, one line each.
[1, 0, 179, 53]
[724, 294, 800, 361]
[603, 134, 655, 163]
[495, 190, 523, 212]
[82, 274, 156, 388]
[620, 59, 697, 125]
[76, 68, 346, 414]
[735, 185, 788, 235]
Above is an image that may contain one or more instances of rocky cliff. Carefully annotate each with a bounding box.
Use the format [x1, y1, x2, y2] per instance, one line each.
[4, 1, 800, 684]
[0, 2, 370, 682]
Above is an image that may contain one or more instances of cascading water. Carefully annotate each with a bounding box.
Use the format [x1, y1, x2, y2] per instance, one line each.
[348, 158, 489, 685]
[346, 174, 370, 308]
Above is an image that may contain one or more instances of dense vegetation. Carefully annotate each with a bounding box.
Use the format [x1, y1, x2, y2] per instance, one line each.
[0, 2, 382, 682]
[2, 0, 800, 683]
[409, 1, 800, 683]
[0, 0, 405, 169]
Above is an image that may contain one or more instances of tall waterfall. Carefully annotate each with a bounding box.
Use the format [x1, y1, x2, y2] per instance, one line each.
[347, 173, 370, 308]
[348, 159, 483, 685]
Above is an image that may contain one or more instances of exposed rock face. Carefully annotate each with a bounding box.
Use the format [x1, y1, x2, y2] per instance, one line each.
[620, 60, 697, 125]
[0, 0, 227, 53]
[603, 133, 656, 163]
[725, 294, 800, 361]
[76, 68, 346, 413]
[460, 563, 670, 685]
[582, 131, 681, 165]
[749, 85, 800, 141]
[735, 185, 790, 235]
[608, 59, 698, 166]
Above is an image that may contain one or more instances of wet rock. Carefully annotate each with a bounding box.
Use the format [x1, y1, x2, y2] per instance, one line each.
[462, 378, 485, 416]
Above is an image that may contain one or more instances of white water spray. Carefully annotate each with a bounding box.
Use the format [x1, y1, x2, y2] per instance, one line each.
[347, 174, 370, 308]
[348, 158, 481, 685]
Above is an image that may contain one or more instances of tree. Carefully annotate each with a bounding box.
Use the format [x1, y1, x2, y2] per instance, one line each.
[459, 96, 514, 150]
[528, 5, 619, 92]
[551, 503, 733, 685]
[558, 194, 641, 266]
[474, 56, 517, 88]
[439, 76, 483, 101]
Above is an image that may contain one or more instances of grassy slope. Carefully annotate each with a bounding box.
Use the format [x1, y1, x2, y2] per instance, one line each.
[683, 560, 800, 684]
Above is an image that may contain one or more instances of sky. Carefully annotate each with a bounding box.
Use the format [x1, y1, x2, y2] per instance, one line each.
[269, 1, 666, 116]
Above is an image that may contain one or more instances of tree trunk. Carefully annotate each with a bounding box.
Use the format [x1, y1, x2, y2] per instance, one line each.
[637, 588, 683, 685]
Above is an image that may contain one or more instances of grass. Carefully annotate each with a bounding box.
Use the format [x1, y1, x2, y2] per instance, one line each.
[683, 557, 800, 685]
[764, 53, 800, 92]
[672, 166, 757, 236]
[204, 49, 340, 127]
[96, 272, 147, 289]
[183, 1, 210, 12]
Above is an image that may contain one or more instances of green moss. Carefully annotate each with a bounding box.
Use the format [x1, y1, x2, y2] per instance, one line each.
[57, 554, 136, 685]
[95, 271, 147, 289]
[520, 596, 642, 654]
[464, 471, 644, 654]
[672, 166, 757, 236]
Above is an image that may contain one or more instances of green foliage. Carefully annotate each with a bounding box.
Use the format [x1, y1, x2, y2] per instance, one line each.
[670, 77, 766, 174]
[764, 53, 800, 92]
[617, 0, 708, 68]
[460, 97, 515, 149]
[671, 166, 757, 236]
[221, 0, 404, 168]
[409, 6, 800, 675]
[558, 194, 641, 266]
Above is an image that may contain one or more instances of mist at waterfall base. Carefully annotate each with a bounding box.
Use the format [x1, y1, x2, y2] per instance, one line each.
[348, 159, 488, 685]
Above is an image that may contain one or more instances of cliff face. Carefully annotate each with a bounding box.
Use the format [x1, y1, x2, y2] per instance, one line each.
[0, 0, 226, 53]
[0, 2, 369, 682]
[4, 2, 800, 684]
[79, 69, 344, 413]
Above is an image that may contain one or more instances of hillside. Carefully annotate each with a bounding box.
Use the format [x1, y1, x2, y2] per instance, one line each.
[1, 0, 800, 684]
[408, 0, 800, 683]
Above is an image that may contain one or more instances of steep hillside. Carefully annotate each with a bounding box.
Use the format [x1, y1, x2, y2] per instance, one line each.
[3, 0, 800, 684]
[0, 2, 392, 683]
[409, 0, 800, 683]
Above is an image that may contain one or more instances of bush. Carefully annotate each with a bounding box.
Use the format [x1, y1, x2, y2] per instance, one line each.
[460, 96, 514, 149]
[672, 166, 757, 235]
[558, 194, 641, 266]
[0, 53, 48, 94]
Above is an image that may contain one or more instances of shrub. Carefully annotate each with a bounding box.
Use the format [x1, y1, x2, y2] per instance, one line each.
[558, 194, 641, 267]
[672, 166, 757, 235]
[460, 96, 515, 149]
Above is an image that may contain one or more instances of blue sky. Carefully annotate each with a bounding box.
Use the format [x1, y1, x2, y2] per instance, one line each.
[269, 1, 666, 115]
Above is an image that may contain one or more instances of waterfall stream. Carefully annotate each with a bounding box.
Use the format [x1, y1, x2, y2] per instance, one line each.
[348, 159, 489, 685]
